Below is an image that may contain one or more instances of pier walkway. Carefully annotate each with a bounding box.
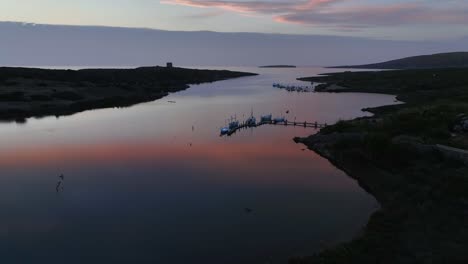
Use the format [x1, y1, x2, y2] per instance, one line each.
[223, 120, 327, 136]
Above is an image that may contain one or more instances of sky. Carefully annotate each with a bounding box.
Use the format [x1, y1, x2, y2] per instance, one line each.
[1, 0, 468, 40]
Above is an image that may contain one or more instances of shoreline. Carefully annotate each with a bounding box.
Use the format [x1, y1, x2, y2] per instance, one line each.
[292, 133, 408, 263]
[292, 68, 468, 263]
[0, 66, 256, 122]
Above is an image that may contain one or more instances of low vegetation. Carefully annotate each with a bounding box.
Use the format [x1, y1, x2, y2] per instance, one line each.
[0, 66, 256, 122]
[293, 68, 468, 263]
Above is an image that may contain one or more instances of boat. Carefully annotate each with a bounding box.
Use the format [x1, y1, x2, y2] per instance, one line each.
[246, 116, 256, 126]
[220, 116, 240, 136]
[220, 127, 230, 135]
[273, 83, 313, 93]
[261, 114, 272, 123]
[246, 108, 257, 126]
[228, 119, 239, 130]
[273, 117, 286, 123]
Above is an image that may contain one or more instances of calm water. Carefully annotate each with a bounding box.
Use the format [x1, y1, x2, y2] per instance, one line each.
[0, 67, 397, 263]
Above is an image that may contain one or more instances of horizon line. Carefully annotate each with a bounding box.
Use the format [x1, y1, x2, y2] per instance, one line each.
[1, 20, 464, 43]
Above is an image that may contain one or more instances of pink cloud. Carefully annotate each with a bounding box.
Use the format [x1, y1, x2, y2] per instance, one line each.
[277, 3, 468, 28]
[186, 10, 224, 18]
[161, 0, 339, 14]
[161, 0, 468, 31]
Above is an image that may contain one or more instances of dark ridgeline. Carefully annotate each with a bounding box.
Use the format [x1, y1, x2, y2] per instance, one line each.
[331, 52, 468, 69]
[259, 65, 297, 68]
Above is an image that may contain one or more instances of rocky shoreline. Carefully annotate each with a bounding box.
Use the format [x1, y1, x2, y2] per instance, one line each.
[291, 68, 468, 263]
[292, 129, 468, 264]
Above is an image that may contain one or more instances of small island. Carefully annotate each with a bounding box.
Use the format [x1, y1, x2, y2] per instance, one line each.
[259, 65, 297, 68]
[0, 66, 256, 122]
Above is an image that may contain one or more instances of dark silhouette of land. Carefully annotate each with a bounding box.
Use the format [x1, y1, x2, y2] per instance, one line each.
[259, 65, 297, 68]
[294, 68, 468, 263]
[0, 66, 256, 122]
[331, 52, 468, 69]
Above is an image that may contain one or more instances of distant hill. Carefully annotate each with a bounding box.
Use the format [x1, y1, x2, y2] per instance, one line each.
[332, 52, 468, 69]
[259, 65, 296, 68]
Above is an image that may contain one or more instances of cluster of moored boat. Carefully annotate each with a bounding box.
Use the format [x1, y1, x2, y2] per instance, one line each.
[220, 119, 238, 135]
[220, 113, 287, 135]
[272, 83, 313, 92]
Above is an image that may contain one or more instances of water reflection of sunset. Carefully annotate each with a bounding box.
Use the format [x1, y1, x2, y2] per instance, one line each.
[0, 67, 391, 264]
[2, 138, 360, 190]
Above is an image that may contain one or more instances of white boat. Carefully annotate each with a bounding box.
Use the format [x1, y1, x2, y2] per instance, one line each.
[220, 127, 230, 135]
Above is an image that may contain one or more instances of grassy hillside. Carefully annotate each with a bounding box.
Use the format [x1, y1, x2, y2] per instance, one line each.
[300, 68, 468, 104]
[293, 68, 468, 263]
[300, 68, 468, 149]
[332, 52, 468, 69]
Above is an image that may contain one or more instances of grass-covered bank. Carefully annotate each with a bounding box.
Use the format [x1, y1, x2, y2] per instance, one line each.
[292, 69, 468, 263]
[0, 66, 256, 122]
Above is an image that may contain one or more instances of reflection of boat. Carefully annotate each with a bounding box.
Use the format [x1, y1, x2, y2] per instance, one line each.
[261, 114, 272, 122]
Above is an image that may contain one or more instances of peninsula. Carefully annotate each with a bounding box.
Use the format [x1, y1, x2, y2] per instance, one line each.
[293, 68, 468, 263]
[0, 66, 256, 122]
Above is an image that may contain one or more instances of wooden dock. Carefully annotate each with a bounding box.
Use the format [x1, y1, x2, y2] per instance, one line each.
[223, 120, 327, 136]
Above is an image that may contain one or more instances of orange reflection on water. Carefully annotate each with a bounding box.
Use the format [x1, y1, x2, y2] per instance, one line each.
[3, 139, 303, 166]
[2, 139, 354, 189]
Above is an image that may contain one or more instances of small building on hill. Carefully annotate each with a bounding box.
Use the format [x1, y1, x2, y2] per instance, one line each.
[166, 62, 173, 68]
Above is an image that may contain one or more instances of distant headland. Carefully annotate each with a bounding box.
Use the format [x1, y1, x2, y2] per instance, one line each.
[330, 51, 468, 69]
[259, 65, 297, 68]
[0, 66, 256, 122]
